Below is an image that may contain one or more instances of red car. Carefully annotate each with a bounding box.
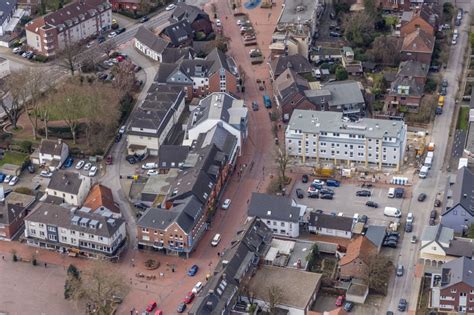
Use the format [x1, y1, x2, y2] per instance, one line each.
[335, 295, 345, 307]
[105, 155, 113, 165]
[146, 301, 157, 312]
[184, 291, 195, 304]
[116, 55, 125, 62]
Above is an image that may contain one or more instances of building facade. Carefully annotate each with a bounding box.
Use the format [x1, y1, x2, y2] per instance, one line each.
[285, 110, 407, 169]
[45, 171, 92, 206]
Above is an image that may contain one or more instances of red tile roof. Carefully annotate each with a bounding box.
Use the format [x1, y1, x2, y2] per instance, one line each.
[339, 236, 377, 266]
[83, 184, 119, 214]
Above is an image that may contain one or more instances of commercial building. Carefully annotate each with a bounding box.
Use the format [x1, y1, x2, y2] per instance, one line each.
[285, 110, 407, 169]
[25, 0, 112, 56]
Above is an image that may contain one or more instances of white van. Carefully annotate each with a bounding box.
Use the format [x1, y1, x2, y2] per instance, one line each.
[424, 156, 432, 169]
[419, 166, 429, 179]
[384, 206, 402, 218]
[426, 151, 434, 160]
[388, 187, 395, 198]
[211, 233, 221, 247]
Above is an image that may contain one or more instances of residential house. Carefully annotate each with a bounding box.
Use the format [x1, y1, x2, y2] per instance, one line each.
[378, 0, 410, 12]
[305, 80, 366, 115]
[310, 46, 343, 64]
[247, 192, 301, 238]
[400, 28, 435, 65]
[188, 217, 273, 314]
[0, 191, 36, 241]
[0, 0, 17, 36]
[365, 225, 387, 252]
[385, 60, 429, 112]
[308, 212, 354, 239]
[246, 265, 322, 314]
[155, 48, 239, 99]
[269, 54, 313, 80]
[285, 110, 408, 169]
[134, 26, 169, 62]
[24, 202, 126, 258]
[169, 3, 212, 36]
[400, 5, 437, 37]
[137, 195, 205, 257]
[83, 184, 120, 218]
[184, 92, 248, 152]
[419, 224, 474, 266]
[161, 46, 195, 63]
[126, 85, 185, 156]
[338, 236, 377, 280]
[273, 68, 317, 121]
[36, 138, 69, 171]
[45, 171, 92, 206]
[431, 257, 474, 313]
[110, 0, 144, 13]
[341, 47, 363, 75]
[157, 145, 190, 172]
[441, 167, 474, 234]
[160, 20, 193, 47]
[25, 0, 112, 56]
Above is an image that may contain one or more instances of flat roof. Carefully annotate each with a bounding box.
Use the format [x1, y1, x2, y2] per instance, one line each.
[287, 240, 314, 269]
[279, 0, 318, 25]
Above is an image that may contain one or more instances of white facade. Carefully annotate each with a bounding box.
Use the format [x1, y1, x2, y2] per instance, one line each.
[285, 110, 407, 170]
[46, 176, 91, 206]
[252, 217, 299, 238]
[310, 226, 352, 239]
[39, 142, 69, 171]
[134, 39, 162, 62]
[185, 118, 242, 148]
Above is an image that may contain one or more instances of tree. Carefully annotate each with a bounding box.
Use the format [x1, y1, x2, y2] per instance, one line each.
[67, 261, 129, 314]
[363, 0, 377, 18]
[362, 254, 392, 295]
[111, 61, 136, 99]
[306, 243, 320, 272]
[267, 285, 283, 315]
[100, 40, 115, 59]
[370, 35, 401, 66]
[335, 66, 348, 81]
[424, 78, 437, 93]
[65, 264, 81, 299]
[56, 41, 83, 76]
[0, 90, 22, 129]
[275, 146, 289, 188]
[342, 12, 375, 48]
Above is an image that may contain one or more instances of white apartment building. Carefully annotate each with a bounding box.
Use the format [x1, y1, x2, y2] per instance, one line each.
[25, 0, 111, 56]
[45, 170, 91, 206]
[286, 110, 408, 170]
[24, 203, 126, 258]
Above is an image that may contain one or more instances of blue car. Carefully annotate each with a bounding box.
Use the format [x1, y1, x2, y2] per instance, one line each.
[326, 179, 340, 187]
[0, 173, 5, 182]
[187, 264, 199, 276]
[64, 157, 74, 168]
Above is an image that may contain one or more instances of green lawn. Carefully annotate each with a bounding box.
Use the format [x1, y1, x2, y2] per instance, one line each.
[457, 106, 470, 131]
[0, 151, 28, 167]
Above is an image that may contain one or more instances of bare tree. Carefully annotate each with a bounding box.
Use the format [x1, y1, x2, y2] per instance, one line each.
[267, 285, 283, 315]
[100, 40, 115, 58]
[111, 61, 136, 98]
[361, 253, 392, 295]
[275, 146, 289, 187]
[56, 41, 83, 76]
[0, 90, 21, 129]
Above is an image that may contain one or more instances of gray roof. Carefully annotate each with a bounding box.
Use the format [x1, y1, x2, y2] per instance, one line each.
[443, 167, 474, 216]
[401, 11, 414, 22]
[158, 145, 190, 169]
[270, 54, 313, 78]
[170, 3, 209, 24]
[420, 224, 454, 246]
[135, 26, 169, 53]
[161, 46, 195, 63]
[365, 225, 386, 248]
[40, 139, 66, 156]
[397, 60, 429, 78]
[321, 80, 365, 107]
[137, 196, 203, 233]
[445, 238, 474, 258]
[441, 257, 474, 289]
[248, 193, 299, 223]
[206, 48, 238, 76]
[194, 123, 238, 158]
[275, 68, 310, 102]
[0, 192, 36, 226]
[26, 202, 124, 238]
[0, 0, 16, 26]
[309, 212, 353, 232]
[278, 0, 317, 25]
[47, 171, 85, 195]
[389, 76, 424, 97]
[288, 109, 406, 139]
[162, 20, 193, 46]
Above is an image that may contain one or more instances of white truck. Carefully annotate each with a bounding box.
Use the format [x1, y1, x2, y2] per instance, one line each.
[426, 151, 434, 160]
[384, 206, 402, 218]
[419, 166, 429, 178]
[424, 156, 433, 169]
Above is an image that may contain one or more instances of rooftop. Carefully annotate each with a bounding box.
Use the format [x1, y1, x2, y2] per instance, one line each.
[135, 26, 169, 53]
[270, 54, 313, 78]
[39, 139, 67, 156]
[47, 171, 85, 196]
[0, 1, 17, 26]
[443, 167, 474, 216]
[279, 0, 318, 25]
[83, 184, 119, 215]
[248, 193, 300, 223]
[339, 236, 376, 265]
[288, 109, 406, 139]
[441, 256, 474, 289]
[0, 191, 36, 226]
[420, 224, 454, 248]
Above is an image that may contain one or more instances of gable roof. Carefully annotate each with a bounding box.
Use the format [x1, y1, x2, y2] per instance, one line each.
[389, 76, 424, 97]
[248, 193, 300, 223]
[39, 139, 67, 156]
[194, 124, 238, 158]
[0, 1, 17, 26]
[270, 54, 313, 78]
[339, 236, 376, 266]
[206, 48, 238, 76]
[135, 26, 169, 53]
[309, 212, 353, 232]
[397, 60, 429, 78]
[365, 225, 386, 248]
[161, 46, 195, 63]
[162, 20, 193, 46]
[443, 167, 474, 216]
[83, 184, 119, 214]
[274, 68, 310, 105]
[47, 171, 84, 195]
[0, 192, 36, 226]
[158, 145, 190, 169]
[441, 256, 474, 289]
[321, 80, 365, 107]
[401, 28, 435, 53]
[420, 224, 454, 248]
[170, 3, 209, 24]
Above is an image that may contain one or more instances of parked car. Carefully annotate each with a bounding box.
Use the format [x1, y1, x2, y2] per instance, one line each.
[84, 162, 92, 171]
[221, 198, 231, 209]
[0, 173, 6, 182]
[366, 201, 378, 208]
[8, 176, 18, 186]
[211, 233, 221, 246]
[40, 170, 53, 178]
[311, 182, 323, 190]
[312, 179, 325, 185]
[396, 264, 404, 277]
[115, 133, 122, 143]
[429, 217, 436, 226]
[126, 155, 137, 164]
[142, 162, 158, 170]
[387, 231, 400, 238]
[395, 187, 404, 198]
[251, 101, 259, 111]
[177, 302, 186, 313]
[405, 222, 413, 232]
[27, 164, 35, 173]
[308, 191, 319, 198]
[116, 27, 126, 34]
[187, 265, 199, 276]
[140, 16, 149, 23]
[296, 188, 304, 199]
[3, 175, 11, 183]
[343, 302, 354, 312]
[165, 3, 176, 10]
[411, 235, 417, 243]
[320, 188, 334, 195]
[108, 31, 117, 38]
[383, 240, 397, 248]
[192, 281, 203, 294]
[215, 19, 221, 27]
[406, 212, 414, 223]
[98, 36, 105, 43]
[356, 190, 371, 197]
[398, 299, 407, 312]
[320, 194, 333, 200]
[147, 170, 159, 176]
[434, 199, 441, 207]
[184, 292, 195, 304]
[88, 166, 98, 177]
[358, 215, 368, 224]
[146, 301, 157, 312]
[335, 295, 344, 307]
[386, 235, 399, 243]
[64, 157, 74, 168]
[134, 202, 148, 210]
[418, 193, 427, 202]
[329, 31, 342, 37]
[326, 179, 340, 187]
[105, 155, 113, 165]
[430, 209, 437, 219]
[302, 174, 309, 183]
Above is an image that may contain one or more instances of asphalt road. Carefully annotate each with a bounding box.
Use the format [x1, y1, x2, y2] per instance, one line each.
[384, 2, 474, 313]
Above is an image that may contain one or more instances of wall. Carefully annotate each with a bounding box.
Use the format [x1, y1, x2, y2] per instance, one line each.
[259, 217, 299, 238]
[439, 282, 474, 312]
[135, 39, 161, 61]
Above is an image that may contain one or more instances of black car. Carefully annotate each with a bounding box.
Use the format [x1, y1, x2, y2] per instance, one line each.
[140, 16, 149, 23]
[320, 193, 333, 200]
[115, 133, 122, 143]
[308, 192, 319, 198]
[358, 215, 368, 224]
[320, 188, 334, 195]
[383, 240, 397, 248]
[434, 199, 441, 207]
[418, 193, 427, 202]
[134, 202, 148, 210]
[395, 187, 404, 198]
[343, 301, 354, 312]
[27, 164, 35, 173]
[116, 27, 126, 34]
[134, 153, 146, 161]
[430, 210, 437, 219]
[405, 222, 413, 232]
[126, 155, 137, 164]
[177, 302, 186, 313]
[398, 298, 407, 312]
[315, 209, 324, 214]
[356, 190, 371, 197]
[387, 231, 400, 238]
[385, 235, 399, 243]
[365, 201, 378, 208]
[302, 174, 309, 183]
[440, 86, 447, 96]
[429, 217, 436, 226]
[296, 188, 304, 199]
[252, 101, 259, 111]
[98, 36, 105, 43]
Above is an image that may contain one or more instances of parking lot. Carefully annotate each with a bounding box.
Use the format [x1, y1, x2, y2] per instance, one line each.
[291, 176, 415, 227]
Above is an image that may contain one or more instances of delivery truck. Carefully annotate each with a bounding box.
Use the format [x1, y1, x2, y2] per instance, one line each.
[384, 207, 402, 218]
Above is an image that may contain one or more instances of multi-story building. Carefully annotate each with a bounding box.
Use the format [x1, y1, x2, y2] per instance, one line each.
[0, 191, 36, 241]
[83, 184, 121, 218]
[24, 202, 126, 259]
[285, 110, 408, 170]
[126, 85, 185, 156]
[25, 0, 112, 56]
[35, 138, 69, 171]
[45, 170, 92, 206]
[0, 0, 18, 37]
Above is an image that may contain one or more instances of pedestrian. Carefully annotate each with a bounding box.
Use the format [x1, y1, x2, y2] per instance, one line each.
[2, 255, 4, 261]
[44, 262, 47, 268]
[217, 252, 220, 257]
[247, 199, 249, 204]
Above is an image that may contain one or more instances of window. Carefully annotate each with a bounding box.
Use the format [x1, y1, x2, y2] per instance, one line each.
[280, 229, 286, 234]
[47, 226, 55, 232]
[142, 228, 149, 233]
[280, 222, 285, 227]
[62, 236, 68, 242]
[273, 221, 277, 226]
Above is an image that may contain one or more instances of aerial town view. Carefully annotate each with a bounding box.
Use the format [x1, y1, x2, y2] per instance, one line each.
[0, 0, 473, 314]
